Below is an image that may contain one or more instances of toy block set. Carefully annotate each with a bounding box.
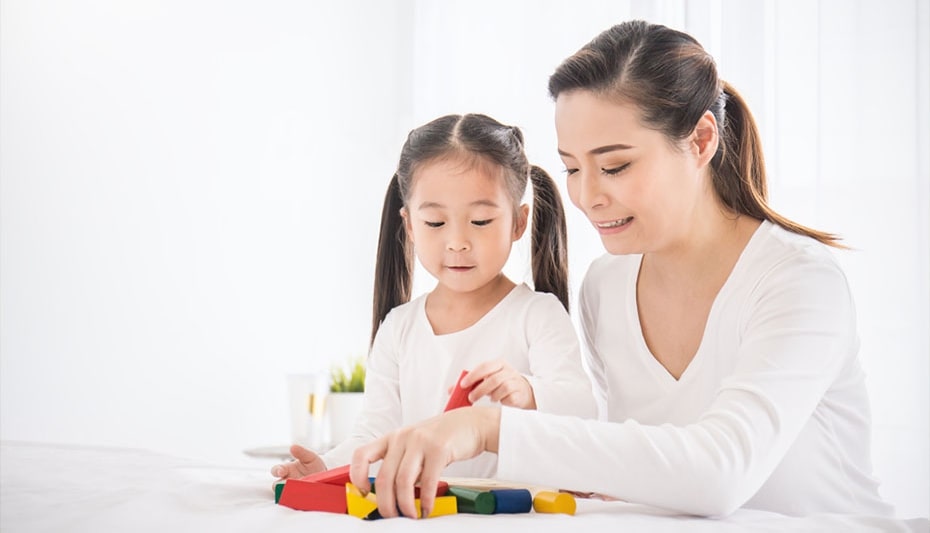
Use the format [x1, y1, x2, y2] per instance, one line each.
[274, 369, 576, 519]
[275, 464, 576, 519]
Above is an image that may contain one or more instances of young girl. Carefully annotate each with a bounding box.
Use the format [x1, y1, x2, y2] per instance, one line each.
[271, 113, 595, 482]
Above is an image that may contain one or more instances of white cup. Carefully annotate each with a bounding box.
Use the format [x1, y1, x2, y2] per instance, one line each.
[287, 373, 329, 450]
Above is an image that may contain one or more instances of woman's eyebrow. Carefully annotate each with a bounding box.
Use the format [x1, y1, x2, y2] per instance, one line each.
[558, 143, 634, 157]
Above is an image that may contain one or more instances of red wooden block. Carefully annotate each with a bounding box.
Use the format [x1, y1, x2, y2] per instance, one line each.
[298, 464, 351, 486]
[444, 370, 476, 412]
[278, 479, 347, 513]
[414, 480, 449, 498]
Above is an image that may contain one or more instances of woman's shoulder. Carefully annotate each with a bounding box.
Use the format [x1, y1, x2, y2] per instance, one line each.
[746, 221, 846, 277]
[581, 252, 641, 293]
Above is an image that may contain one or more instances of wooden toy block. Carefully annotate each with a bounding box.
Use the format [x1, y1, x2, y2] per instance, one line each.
[414, 495, 458, 518]
[415, 481, 449, 498]
[277, 478, 347, 513]
[532, 491, 576, 515]
[368, 480, 449, 497]
[448, 486, 496, 514]
[297, 464, 350, 486]
[274, 480, 286, 504]
[363, 495, 458, 520]
[346, 483, 378, 519]
[444, 370, 476, 412]
[489, 489, 532, 514]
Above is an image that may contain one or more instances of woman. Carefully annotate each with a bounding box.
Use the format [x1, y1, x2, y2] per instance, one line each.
[348, 20, 892, 519]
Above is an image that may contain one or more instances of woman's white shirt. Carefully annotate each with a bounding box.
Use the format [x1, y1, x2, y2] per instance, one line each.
[497, 221, 892, 517]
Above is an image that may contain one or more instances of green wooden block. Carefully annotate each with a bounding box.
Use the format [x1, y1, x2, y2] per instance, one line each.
[274, 480, 286, 504]
[448, 486, 495, 514]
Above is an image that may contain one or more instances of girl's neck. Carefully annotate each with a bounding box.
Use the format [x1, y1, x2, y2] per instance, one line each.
[425, 274, 516, 335]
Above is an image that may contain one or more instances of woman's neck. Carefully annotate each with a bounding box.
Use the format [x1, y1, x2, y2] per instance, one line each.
[642, 209, 761, 292]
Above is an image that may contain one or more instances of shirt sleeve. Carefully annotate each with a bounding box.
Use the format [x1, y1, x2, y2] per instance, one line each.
[320, 311, 403, 468]
[497, 252, 857, 517]
[579, 273, 609, 420]
[522, 295, 597, 419]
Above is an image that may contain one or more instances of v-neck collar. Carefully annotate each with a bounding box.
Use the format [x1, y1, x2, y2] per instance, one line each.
[627, 221, 771, 387]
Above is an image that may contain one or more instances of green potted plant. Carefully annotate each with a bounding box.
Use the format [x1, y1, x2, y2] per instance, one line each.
[329, 357, 365, 393]
[326, 357, 366, 446]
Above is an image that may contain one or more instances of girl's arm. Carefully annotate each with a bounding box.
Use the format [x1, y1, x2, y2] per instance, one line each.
[318, 312, 404, 468]
[520, 295, 597, 418]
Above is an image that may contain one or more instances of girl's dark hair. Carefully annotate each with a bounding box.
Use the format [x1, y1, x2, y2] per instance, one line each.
[548, 20, 842, 248]
[371, 114, 569, 345]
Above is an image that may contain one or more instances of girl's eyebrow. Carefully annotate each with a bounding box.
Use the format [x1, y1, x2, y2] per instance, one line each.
[558, 143, 635, 157]
[418, 199, 501, 210]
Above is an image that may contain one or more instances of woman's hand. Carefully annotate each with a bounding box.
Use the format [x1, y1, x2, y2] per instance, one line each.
[462, 360, 537, 409]
[349, 406, 502, 519]
[269, 444, 326, 490]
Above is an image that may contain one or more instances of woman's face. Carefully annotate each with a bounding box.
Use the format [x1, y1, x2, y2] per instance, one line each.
[555, 90, 709, 256]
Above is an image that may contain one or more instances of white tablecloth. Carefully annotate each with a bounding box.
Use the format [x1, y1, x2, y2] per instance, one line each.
[1, 441, 926, 532]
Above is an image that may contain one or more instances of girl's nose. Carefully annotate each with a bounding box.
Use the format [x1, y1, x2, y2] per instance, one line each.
[446, 225, 471, 252]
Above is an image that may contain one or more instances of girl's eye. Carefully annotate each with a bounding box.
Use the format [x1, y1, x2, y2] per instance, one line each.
[472, 219, 493, 227]
[601, 163, 631, 176]
[425, 221, 444, 228]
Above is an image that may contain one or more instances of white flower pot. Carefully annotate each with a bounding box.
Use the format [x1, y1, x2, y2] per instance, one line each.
[326, 392, 365, 447]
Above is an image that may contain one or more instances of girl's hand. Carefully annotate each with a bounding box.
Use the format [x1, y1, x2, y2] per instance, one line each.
[269, 444, 326, 490]
[461, 360, 537, 409]
[349, 406, 501, 519]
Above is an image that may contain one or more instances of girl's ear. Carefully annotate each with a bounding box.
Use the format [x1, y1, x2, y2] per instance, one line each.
[690, 110, 719, 168]
[512, 204, 529, 241]
[400, 207, 414, 243]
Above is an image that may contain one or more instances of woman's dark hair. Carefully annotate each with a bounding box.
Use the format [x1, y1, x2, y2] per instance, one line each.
[548, 20, 842, 248]
[370, 114, 569, 346]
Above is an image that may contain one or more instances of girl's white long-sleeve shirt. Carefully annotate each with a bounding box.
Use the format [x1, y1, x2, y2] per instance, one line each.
[496, 221, 892, 517]
[322, 283, 596, 476]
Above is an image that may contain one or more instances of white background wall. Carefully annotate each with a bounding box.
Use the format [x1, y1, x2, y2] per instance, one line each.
[1, 0, 927, 518]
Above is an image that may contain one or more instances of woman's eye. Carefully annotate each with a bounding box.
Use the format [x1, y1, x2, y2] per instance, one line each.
[563, 168, 579, 176]
[425, 221, 444, 228]
[601, 163, 631, 176]
[472, 219, 493, 227]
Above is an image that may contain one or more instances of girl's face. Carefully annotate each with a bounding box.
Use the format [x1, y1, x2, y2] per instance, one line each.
[402, 157, 527, 295]
[555, 90, 713, 256]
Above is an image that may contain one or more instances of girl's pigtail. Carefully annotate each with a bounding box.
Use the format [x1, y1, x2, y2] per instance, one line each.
[371, 173, 413, 346]
[528, 165, 570, 311]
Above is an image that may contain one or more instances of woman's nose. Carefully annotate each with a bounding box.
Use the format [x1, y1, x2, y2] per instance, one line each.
[577, 171, 607, 211]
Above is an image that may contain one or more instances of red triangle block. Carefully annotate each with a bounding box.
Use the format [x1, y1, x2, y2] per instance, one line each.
[298, 464, 351, 486]
[278, 479, 347, 513]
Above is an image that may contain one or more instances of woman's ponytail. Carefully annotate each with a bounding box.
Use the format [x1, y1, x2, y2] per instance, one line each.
[713, 82, 844, 247]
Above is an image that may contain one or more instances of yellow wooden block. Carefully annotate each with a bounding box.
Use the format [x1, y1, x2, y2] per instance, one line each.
[346, 483, 378, 519]
[532, 491, 576, 515]
[414, 495, 458, 518]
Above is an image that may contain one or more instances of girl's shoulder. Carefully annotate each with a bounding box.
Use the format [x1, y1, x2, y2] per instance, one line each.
[380, 292, 429, 331]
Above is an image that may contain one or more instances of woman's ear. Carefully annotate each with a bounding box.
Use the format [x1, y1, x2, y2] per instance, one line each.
[691, 110, 719, 168]
[400, 207, 414, 243]
[512, 204, 530, 241]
